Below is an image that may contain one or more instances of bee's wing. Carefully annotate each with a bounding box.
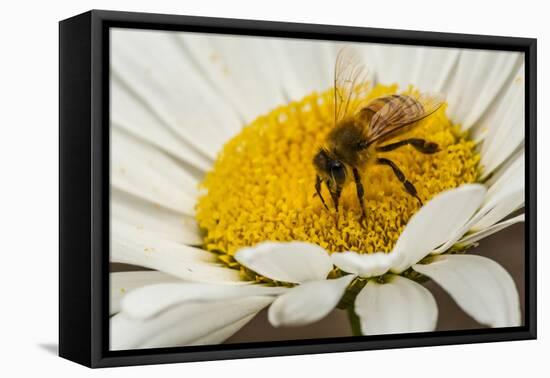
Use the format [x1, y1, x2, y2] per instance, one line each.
[333, 47, 371, 125]
[366, 92, 445, 143]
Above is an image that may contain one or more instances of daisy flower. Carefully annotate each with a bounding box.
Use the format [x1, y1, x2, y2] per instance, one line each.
[109, 29, 525, 350]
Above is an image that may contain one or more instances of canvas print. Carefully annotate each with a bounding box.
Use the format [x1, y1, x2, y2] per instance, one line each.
[109, 28, 525, 350]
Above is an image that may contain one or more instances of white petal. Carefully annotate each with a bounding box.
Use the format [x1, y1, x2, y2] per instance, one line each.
[270, 39, 336, 99]
[111, 220, 242, 283]
[122, 282, 286, 319]
[181, 34, 286, 123]
[111, 128, 198, 216]
[367, 44, 459, 92]
[432, 153, 524, 253]
[391, 184, 486, 273]
[458, 213, 524, 246]
[486, 150, 524, 198]
[476, 64, 525, 177]
[110, 271, 180, 315]
[188, 314, 256, 346]
[111, 29, 241, 160]
[110, 296, 272, 350]
[268, 275, 354, 327]
[111, 77, 211, 172]
[413, 254, 521, 327]
[332, 251, 397, 278]
[408, 48, 460, 92]
[472, 152, 525, 231]
[444, 50, 522, 129]
[355, 275, 437, 335]
[234, 241, 332, 284]
[484, 146, 524, 189]
[111, 189, 202, 245]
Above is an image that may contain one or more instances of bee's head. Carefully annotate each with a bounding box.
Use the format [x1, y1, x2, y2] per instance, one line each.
[313, 148, 347, 188]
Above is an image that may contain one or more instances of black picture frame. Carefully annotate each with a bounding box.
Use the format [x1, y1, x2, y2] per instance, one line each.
[59, 9, 537, 368]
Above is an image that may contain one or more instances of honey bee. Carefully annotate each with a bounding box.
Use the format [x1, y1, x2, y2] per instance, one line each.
[313, 47, 444, 218]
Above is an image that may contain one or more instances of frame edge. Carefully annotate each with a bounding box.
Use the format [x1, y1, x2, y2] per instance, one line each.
[59, 11, 94, 368]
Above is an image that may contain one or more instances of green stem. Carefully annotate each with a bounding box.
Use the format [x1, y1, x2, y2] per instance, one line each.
[347, 305, 362, 336]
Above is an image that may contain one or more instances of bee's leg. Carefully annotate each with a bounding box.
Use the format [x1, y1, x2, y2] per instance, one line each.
[329, 186, 342, 214]
[314, 175, 329, 211]
[377, 157, 423, 206]
[376, 138, 439, 154]
[352, 167, 367, 220]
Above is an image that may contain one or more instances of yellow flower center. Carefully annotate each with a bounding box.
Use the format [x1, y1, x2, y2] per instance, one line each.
[196, 84, 480, 279]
